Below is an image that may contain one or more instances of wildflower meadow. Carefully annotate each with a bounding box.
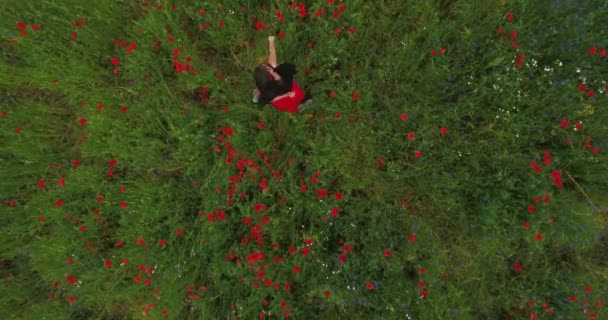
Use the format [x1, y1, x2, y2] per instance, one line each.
[1, 0, 607, 319]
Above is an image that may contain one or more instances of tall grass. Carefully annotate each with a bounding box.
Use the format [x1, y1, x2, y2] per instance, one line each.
[1, 0, 607, 319]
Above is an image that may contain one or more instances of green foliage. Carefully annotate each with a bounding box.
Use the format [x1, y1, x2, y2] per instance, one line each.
[1, 0, 607, 319]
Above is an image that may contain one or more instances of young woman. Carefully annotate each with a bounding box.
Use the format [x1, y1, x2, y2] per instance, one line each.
[253, 36, 312, 113]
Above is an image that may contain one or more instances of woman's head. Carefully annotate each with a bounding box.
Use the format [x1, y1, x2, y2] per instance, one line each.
[254, 63, 282, 91]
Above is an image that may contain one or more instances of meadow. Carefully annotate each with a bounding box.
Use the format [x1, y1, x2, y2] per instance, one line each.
[1, 0, 607, 319]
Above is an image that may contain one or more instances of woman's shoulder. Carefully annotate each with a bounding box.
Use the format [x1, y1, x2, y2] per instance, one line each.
[275, 63, 297, 75]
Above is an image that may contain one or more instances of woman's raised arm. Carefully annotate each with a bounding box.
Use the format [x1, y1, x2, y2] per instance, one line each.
[267, 36, 277, 68]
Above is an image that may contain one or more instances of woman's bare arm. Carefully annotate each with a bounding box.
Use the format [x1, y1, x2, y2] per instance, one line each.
[271, 91, 295, 102]
[268, 36, 277, 68]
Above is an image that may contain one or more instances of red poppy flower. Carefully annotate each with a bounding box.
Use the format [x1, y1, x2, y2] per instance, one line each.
[600, 49, 606, 57]
[440, 127, 448, 135]
[414, 150, 422, 158]
[293, 265, 301, 273]
[339, 253, 347, 263]
[219, 21, 225, 27]
[71, 32, 77, 39]
[431, 50, 437, 56]
[587, 90, 595, 98]
[511, 41, 518, 49]
[334, 192, 343, 200]
[278, 31, 285, 39]
[324, 290, 331, 297]
[510, 30, 517, 38]
[560, 119, 569, 128]
[514, 262, 522, 272]
[409, 234, 416, 243]
[542, 150, 551, 166]
[302, 247, 310, 256]
[352, 92, 360, 100]
[317, 189, 328, 198]
[343, 244, 352, 252]
[32, 24, 40, 31]
[66, 273, 77, 284]
[407, 132, 415, 140]
[329, 90, 336, 98]
[67, 296, 75, 303]
[506, 12, 513, 21]
[578, 84, 587, 92]
[331, 207, 339, 217]
[17, 21, 27, 30]
[366, 282, 374, 290]
[376, 156, 385, 169]
[400, 113, 408, 122]
[104, 259, 112, 268]
[255, 21, 264, 30]
[383, 248, 392, 257]
[497, 27, 504, 34]
[575, 121, 582, 130]
[530, 161, 541, 173]
[535, 233, 543, 241]
[589, 47, 598, 55]
[523, 221, 530, 229]
[528, 205, 536, 213]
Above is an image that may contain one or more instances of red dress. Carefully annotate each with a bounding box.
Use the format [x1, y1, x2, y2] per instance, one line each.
[271, 81, 305, 113]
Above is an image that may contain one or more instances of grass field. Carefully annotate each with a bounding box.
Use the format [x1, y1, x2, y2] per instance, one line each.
[1, 0, 608, 319]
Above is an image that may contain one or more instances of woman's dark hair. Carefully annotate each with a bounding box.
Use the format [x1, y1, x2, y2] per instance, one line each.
[254, 63, 297, 106]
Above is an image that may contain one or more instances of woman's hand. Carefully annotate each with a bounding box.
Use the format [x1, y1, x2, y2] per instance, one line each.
[268, 36, 275, 43]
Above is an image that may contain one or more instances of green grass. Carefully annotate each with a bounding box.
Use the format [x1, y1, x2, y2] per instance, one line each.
[1, 0, 607, 319]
